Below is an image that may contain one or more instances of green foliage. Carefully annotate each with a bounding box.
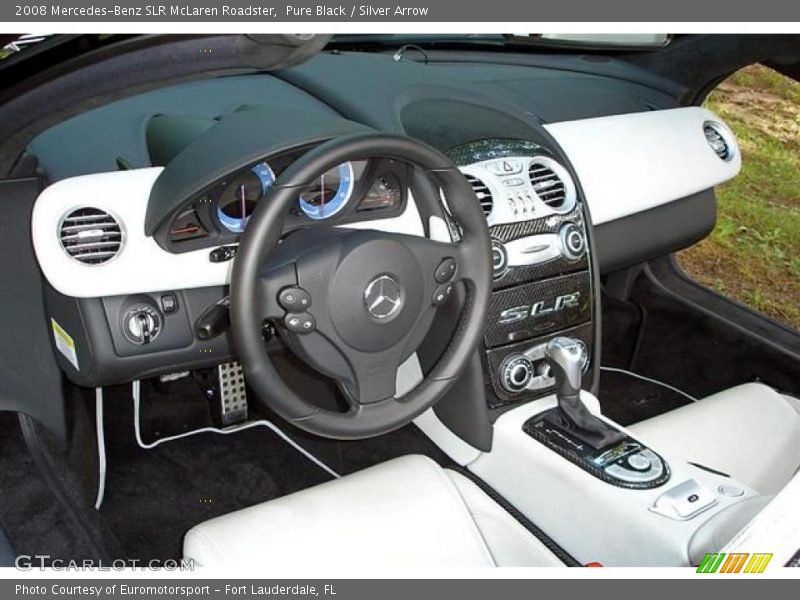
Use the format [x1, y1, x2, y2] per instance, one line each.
[680, 64, 799, 329]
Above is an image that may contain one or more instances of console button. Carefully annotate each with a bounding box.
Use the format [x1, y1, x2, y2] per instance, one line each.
[626, 453, 652, 472]
[718, 483, 745, 498]
[209, 245, 238, 263]
[432, 282, 454, 306]
[434, 258, 457, 283]
[488, 159, 523, 176]
[284, 312, 316, 334]
[651, 479, 718, 520]
[278, 287, 312, 312]
[160, 293, 178, 314]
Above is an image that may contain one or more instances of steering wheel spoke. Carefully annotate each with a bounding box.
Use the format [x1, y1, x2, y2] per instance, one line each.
[336, 348, 404, 408]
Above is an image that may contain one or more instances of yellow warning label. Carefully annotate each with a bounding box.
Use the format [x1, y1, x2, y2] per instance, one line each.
[51, 318, 79, 371]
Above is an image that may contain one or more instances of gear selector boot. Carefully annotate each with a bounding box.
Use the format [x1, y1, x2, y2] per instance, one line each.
[524, 337, 670, 489]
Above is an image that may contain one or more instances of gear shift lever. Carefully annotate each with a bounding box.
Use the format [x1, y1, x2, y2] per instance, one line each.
[545, 337, 624, 449]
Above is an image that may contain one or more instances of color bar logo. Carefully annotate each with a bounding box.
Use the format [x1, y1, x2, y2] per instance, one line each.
[696, 552, 773, 573]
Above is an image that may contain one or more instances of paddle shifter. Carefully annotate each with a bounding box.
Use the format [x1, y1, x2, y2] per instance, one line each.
[523, 336, 671, 489]
[545, 337, 624, 449]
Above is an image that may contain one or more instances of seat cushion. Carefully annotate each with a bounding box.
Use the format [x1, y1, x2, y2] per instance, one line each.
[629, 383, 800, 495]
[183, 454, 563, 568]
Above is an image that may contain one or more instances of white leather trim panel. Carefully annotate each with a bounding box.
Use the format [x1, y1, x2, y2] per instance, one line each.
[545, 106, 741, 225]
[446, 471, 564, 567]
[183, 455, 497, 568]
[629, 383, 800, 495]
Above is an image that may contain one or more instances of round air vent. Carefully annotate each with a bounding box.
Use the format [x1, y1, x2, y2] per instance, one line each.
[528, 157, 576, 213]
[465, 173, 494, 217]
[59, 207, 124, 265]
[703, 122, 734, 162]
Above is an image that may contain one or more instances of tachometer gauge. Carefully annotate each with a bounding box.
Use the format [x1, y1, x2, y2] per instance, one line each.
[298, 162, 355, 220]
[217, 162, 274, 232]
[359, 174, 402, 212]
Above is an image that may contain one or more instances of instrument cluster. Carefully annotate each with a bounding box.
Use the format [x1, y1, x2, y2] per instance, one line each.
[164, 154, 407, 252]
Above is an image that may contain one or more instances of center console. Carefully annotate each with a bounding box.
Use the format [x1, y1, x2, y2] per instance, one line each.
[450, 140, 595, 409]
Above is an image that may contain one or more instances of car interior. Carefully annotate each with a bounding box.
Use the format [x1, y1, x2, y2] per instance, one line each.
[0, 33, 799, 568]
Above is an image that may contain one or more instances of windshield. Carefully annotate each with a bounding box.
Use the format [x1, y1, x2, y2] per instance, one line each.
[331, 34, 671, 50]
[333, 33, 672, 51]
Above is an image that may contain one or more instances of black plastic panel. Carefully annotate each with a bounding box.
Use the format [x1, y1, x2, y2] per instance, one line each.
[43, 283, 241, 387]
[0, 177, 67, 443]
[594, 189, 717, 274]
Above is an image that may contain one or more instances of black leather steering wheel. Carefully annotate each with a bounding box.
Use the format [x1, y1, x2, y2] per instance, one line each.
[230, 133, 492, 439]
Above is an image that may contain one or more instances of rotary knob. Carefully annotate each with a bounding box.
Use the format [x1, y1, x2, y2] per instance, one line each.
[500, 355, 534, 393]
[122, 304, 162, 345]
[491, 239, 508, 278]
[559, 223, 586, 261]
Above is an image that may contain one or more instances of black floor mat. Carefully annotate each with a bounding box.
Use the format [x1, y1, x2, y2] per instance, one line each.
[0, 412, 98, 560]
[598, 369, 692, 426]
[97, 379, 453, 560]
[99, 385, 333, 561]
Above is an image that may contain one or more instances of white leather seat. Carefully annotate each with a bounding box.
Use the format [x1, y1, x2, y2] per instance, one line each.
[629, 383, 800, 495]
[184, 454, 565, 568]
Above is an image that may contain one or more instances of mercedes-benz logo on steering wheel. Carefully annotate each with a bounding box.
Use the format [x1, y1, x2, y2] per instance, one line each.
[364, 275, 403, 321]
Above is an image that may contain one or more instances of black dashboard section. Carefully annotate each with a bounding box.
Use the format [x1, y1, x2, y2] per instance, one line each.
[145, 108, 372, 236]
[26, 70, 341, 183]
[276, 52, 681, 136]
[0, 177, 68, 444]
[594, 189, 717, 273]
[43, 282, 239, 387]
[400, 99, 547, 151]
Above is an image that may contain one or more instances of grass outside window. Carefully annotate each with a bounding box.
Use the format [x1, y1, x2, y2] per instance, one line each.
[678, 64, 800, 330]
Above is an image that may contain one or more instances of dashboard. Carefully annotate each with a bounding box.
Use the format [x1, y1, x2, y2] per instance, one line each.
[26, 50, 741, 406]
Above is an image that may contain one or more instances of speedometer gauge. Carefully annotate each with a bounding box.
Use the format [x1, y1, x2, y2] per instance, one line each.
[298, 162, 355, 220]
[217, 162, 274, 233]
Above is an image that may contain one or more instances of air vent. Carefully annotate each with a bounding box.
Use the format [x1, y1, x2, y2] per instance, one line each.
[465, 174, 494, 217]
[59, 207, 123, 265]
[529, 159, 567, 209]
[704, 123, 733, 161]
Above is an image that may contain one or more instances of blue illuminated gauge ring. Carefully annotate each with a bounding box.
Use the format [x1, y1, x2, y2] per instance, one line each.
[298, 162, 355, 220]
[216, 162, 275, 233]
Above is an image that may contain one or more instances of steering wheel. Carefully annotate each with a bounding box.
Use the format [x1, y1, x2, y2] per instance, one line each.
[230, 133, 492, 439]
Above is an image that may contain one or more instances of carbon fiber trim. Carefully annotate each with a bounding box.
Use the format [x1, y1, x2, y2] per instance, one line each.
[485, 272, 591, 348]
[494, 254, 589, 289]
[523, 413, 672, 490]
[446, 139, 544, 166]
[490, 208, 588, 288]
[490, 206, 584, 243]
[483, 322, 593, 408]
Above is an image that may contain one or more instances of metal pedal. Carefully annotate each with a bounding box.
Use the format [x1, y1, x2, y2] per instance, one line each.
[218, 361, 248, 425]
